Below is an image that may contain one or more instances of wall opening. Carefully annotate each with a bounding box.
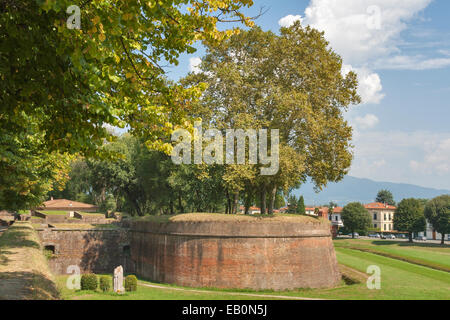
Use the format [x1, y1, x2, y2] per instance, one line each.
[44, 245, 55, 254]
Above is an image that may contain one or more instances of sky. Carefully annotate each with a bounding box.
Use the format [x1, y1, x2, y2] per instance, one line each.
[166, 0, 450, 190]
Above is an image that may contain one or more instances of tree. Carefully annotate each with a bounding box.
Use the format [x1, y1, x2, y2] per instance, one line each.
[287, 195, 298, 214]
[341, 203, 371, 238]
[424, 195, 450, 245]
[376, 190, 395, 206]
[394, 198, 426, 243]
[0, 0, 254, 210]
[182, 24, 360, 214]
[297, 196, 306, 215]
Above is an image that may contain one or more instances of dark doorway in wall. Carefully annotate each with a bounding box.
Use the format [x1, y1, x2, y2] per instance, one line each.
[123, 245, 131, 257]
[44, 245, 55, 254]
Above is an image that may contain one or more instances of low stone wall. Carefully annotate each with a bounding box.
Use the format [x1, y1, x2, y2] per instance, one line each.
[129, 219, 341, 291]
[36, 228, 132, 275]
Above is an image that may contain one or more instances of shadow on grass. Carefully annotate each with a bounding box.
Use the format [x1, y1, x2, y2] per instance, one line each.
[0, 271, 59, 300]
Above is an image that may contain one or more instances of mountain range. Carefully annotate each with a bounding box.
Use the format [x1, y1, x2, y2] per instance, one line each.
[292, 176, 450, 206]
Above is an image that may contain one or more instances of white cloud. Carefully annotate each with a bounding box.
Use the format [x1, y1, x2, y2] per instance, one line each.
[302, 0, 432, 66]
[410, 138, 450, 174]
[279, 0, 441, 106]
[353, 114, 379, 129]
[278, 15, 303, 28]
[350, 131, 450, 189]
[189, 57, 202, 74]
[343, 65, 384, 104]
[375, 55, 450, 70]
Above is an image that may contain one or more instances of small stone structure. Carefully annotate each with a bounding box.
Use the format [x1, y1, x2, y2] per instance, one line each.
[36, 227, 132, 275]
[113, 266, 125, 293]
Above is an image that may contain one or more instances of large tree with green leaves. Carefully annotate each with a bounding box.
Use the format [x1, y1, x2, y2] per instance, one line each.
[182, 23, 360, 214]
[394, 198, 426, 243]
[424, 195, 450, 245]
[376, 190, 395, 206]
[341, 202, 371, 238]
[0, 0, 254, 210]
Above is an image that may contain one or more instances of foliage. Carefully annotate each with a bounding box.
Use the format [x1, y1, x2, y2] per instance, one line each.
[182, 23, 360, 214]
[81, 274, 98, 291]
[376, 190, 396, 206]
[424, 195, 450, 244]
[341, 202, 371, 238]
[99, 275, 111, 292]
[0, 0, 253, 210]
[297, 196, 306, 215]
[125, 275, 138, 292]
[394, 198, 426, 242]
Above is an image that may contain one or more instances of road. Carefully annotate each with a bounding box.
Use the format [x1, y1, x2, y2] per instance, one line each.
[337, 235, 450, 245]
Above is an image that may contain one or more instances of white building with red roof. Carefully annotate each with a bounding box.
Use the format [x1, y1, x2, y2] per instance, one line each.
[364, 202, 397, 232]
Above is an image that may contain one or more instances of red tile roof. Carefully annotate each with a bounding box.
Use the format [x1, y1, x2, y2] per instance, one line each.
[364, 202, 396, 210]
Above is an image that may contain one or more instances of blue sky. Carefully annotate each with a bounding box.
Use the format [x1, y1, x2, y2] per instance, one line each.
[167, 0, 450, 190]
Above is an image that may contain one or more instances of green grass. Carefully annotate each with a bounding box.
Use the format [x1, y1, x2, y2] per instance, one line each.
[132, 212, 325, 224]
[39, 210, 68, 215]
[334, 239, 450, 272]
[57, 276, 279, 300]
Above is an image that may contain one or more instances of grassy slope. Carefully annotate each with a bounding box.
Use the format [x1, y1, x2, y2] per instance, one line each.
[132, 212, 325, 224]
[334, 239, 450, 272]
[0, 222, 59, 300]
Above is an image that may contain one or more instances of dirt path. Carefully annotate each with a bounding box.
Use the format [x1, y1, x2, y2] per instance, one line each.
[138, 282, 324, 300]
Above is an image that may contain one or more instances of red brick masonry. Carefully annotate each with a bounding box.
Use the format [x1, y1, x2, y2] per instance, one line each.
[130, 220, 341, 291]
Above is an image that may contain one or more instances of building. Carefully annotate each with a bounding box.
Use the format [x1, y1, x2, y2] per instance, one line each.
[364, 202, 396, 232]
[418, 221, 450, 241]
[328, 207, 344, 228]
[239, 206, 261, 215]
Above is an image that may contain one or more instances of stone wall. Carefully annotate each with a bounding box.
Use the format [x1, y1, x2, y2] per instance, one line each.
[129, 219, 341, 291]
[37, 228, 132, 275]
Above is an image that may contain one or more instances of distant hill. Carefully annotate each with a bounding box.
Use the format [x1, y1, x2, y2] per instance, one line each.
[292, 176, 450, 206]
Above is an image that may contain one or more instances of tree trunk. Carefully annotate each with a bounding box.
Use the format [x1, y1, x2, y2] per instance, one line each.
[178, 193, 184, 213]
[226, 190, 232, 214]
[442, 233, 445, 245]
[232, 193, 239, 214]
[268, 186, 276, 215]
[409, 232, 413, 243]
[260, 187, 266, 215]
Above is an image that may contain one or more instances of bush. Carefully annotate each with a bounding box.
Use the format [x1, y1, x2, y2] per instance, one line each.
[125, 275, 138, 292]
[99, 275, 111, 292]
[81, 274, 98, 291]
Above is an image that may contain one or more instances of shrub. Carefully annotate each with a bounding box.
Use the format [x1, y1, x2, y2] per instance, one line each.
[125, 275, 138, 292]
[81, 274, 98, 291]
[99, 275, 111, 292]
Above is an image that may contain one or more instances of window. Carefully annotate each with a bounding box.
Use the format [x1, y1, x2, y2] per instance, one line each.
[389, 214, 392, 221]
[384, 224, 387, 231]
[373, 213, 377, 220]
[374, 224, 377, 229]
[335, 216, 339, 221]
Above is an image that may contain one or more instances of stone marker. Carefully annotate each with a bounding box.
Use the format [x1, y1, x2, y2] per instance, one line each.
[113, 265, 125, 293]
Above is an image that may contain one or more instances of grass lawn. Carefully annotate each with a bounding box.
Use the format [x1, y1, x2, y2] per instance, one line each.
[334, 239, 450, 272]
[132, 212, 325, 224]
[39, 210, 68, 216]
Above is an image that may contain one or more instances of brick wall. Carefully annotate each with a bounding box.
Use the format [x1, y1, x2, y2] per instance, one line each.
[129, 220, 341, 291]
[37, 229, 132, 275]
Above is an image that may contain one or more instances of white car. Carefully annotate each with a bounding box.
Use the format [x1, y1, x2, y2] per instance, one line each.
[385, 234, 396, 239]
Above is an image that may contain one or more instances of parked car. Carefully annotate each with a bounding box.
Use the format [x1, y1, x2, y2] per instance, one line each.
[348, 233, 360, 238]
[398, 234, 407, 239]
[369, 233, 381, 238]
[385, 234, 396, 239]
[415, 235, 427, 241]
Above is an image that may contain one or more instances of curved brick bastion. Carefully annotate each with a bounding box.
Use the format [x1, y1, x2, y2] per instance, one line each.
[129, 215, 341, 291]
